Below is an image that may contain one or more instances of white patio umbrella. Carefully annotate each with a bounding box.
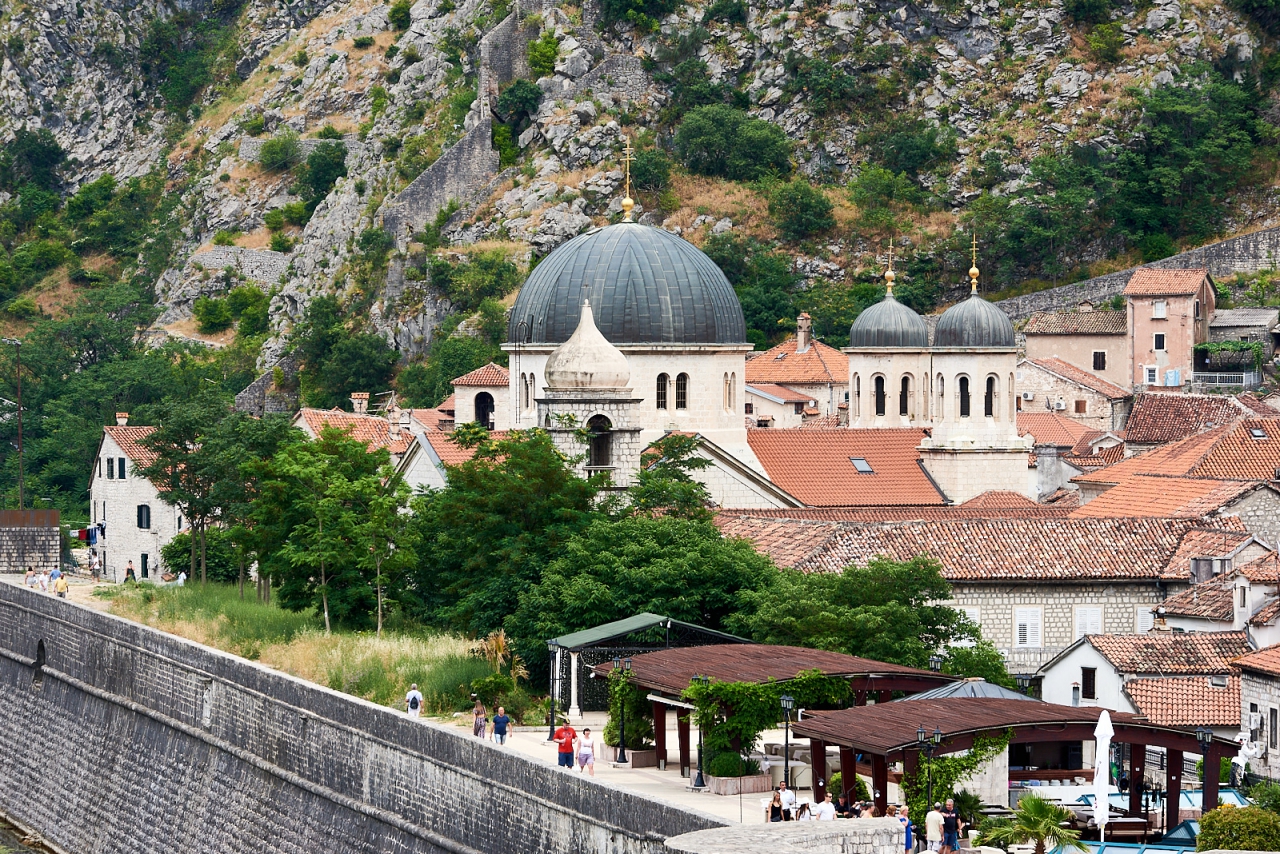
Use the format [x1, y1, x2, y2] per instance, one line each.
[1093, 710, 1115, 840]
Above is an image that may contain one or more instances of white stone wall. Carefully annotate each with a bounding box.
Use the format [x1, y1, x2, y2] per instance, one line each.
[1240, 673, 1280, 777]
[1015, 361, 1122, 432]
[694, 452, 794, 509]
[847, 348, 933, 428]
[1040, 643, 1137, 711]
[745, 388, 814, 428]
[89, 433, 183, 582]
[1220, 489, 1280, 538]
[921, 448, 1034, 504]
[453, 382, 510, 429]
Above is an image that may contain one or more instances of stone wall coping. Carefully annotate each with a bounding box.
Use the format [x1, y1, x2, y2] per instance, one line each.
[664, 818, 905, 854]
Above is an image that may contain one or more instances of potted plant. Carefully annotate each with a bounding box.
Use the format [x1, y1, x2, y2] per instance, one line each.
[977, 795, 1087, 854]
[704, 753, 771, 796]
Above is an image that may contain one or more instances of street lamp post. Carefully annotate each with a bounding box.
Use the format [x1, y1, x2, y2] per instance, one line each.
[547, 641, 560, 742]
[1015, 674, 1032, 695]
[614, 656, 632, 764]
[917, 724, 944, 806]
[1196, 727, 1215, 788]
[2, 338, 22, 509]
[781, 694, 795, 788]
[929, 654, 944, 673]
[692, 674, 709, 788]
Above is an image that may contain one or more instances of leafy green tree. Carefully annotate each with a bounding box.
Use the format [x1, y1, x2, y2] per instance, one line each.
[355, 471, 418, 636]
[259, 130, 302, 172]
[849, 165, 926, 231]
[858, 116, 956, 177]
[1064, 0, 1113, 24]
[733, 555, 976, 667]
[161, 529, 237, 583]
[631, 149, 672, 192]
[292, 296, 399, 408]
[769, 180, 835, 241]
[979, 796, 1088, 854]
[660, 59, 731, 119]
[427, 250, 522, 311]
[674, 105, 791, 181]
[1198, 806, 1280, 851]
[627, 434, 713, 520]
[300, 141, 348, 209]
[389, 0, 412, 29]
[940, 639, 1016, 688]
[495, 79, 543, 123]
[397, 332, 501, 407]
[702, 234, 799, 347]
[0, 128, 65, 192]
[527, 31, 560, 76]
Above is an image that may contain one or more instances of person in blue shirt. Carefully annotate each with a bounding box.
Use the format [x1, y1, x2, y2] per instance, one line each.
[491, 706, 511, 745]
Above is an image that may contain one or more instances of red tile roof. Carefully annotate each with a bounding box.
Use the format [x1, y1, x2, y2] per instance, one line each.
[409, 408, 450, 431]
[959, 490, 1041, 509]
[715, 516, 843, 568]
[1018, 412, 1096, 447]
[1024, 310, 1128, 335]
[1234, 644, 1280, 678]
[715, 498, 1076, 524]
[1159, 578, 1235, 620]
[1076, 419, 1280, 484]
[1124, 393, 1250, 445]
[1064, 442, 1126, 470]
[799, 414, 843, 429]
[1163, 523, 1253, 579]
[425, 431, 481, 466]
[1086, 630, 1250, 675]
[451, 362, 510, 387]
[745, 337, 847, 385]
[1025, 357, 1131, 399]
[1071, 476, 1261, 520]
[1250, 598, 1280, 628]
[1123, 268, 1208, 296]
[104, 425, 159, 467]
[1123, 676, 1241, 727]
[1238, 553, 1280, 583]
[438, 394, 456, 414]
[1237, 393, 1277, 415]
[745, 428, 945, 507]
[295, 409, 412, 455]
[747, 383, 816, 403]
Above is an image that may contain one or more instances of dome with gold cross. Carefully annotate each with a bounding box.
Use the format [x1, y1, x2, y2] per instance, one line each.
[934, 236, 1015, 348]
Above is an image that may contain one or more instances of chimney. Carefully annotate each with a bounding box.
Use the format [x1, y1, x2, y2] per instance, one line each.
[351, 392, 369, 415]
[796, 313, 812, 353]
[115, 412, 129, 426]
[400, 408, 412, 435]
[389, 406, 402, 438]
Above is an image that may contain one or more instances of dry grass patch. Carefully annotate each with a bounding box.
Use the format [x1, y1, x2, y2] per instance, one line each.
[165, 319, 237, 347]
[664, 173, 776, 243]
[235, 227, 275, 249]
[29, 268, 82, 319]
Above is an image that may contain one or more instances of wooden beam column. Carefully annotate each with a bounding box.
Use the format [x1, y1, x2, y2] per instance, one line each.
[855, 691, 867, 707]
[653, 702, 667, 770]
[1129, 743, 1146, 817]
[878, 690, 893, 704]
[812, 738, 828, 803]
[872, 754, 889, 816]
[677, 713, 692, 777]
[1165, 749, 1182, 831]
[1203, 745, 1221, 813]
[839, 746, 857, 800]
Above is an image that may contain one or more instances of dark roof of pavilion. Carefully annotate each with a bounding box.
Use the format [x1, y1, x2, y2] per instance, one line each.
[591, 643, 955, 696]
[793, 697, 1229, 755]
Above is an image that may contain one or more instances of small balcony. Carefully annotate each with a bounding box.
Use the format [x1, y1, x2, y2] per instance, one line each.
[1192, 370, 1262, 388]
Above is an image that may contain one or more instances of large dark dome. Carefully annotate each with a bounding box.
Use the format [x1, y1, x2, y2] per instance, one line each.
[507, 223, 748, 345]
[849, 293, 928, 348]
[934, 292, 1016, 347]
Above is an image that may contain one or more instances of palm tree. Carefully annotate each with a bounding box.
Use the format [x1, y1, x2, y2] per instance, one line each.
[980, 795, 1088, 854]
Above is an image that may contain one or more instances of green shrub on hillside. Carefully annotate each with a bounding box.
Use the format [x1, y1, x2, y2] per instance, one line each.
[259, 131, 302, 172]
[857, 115, 956, 177]
[1064, 0, 1113, 24]
[495, 79, 543, 122]
[193, 294, 235, 333]
[352, 35, 376, 49]
[1087, 22, 1124, 62]
[674, 105, 791, 181]
[632, 149, 672, 192]
[527, 31, 560, 76]
[769, 180, 835, 241]
[389, 0, 412, 29]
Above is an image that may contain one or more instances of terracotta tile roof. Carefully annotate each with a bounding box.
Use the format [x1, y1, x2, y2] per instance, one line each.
[959, 490, 1041, 509]
[1124, 394, 1248, 445]
[746, 383, 816, 403]
[423, 431, 512, 467]
[1237, 393, 1278, 415]
[1123, 676, 1241, 727]
[104, 425, 159, 467]
[745, 337, 847, 385]
[1018, 412, 1097, 447]
[1123, 267, 1208, 296]
[716, 516, 847, 569]
[451, 362, 509, 387]
[409, 408, 449, 431]
[730, 516, 1224, 580]
[716, 499, 1076, 524]
[1075, 419, 1280, 484]
[1071, 476, 1261, 520]
[1024, 310, 1128, 335]
[1025, 357, 1131, 399]
[1159, 577, 1235, 620]
[1234, 644, 1280, 678]
[1163, 523, 1252, 579]
[1238, 553, 1280, 583]
[1250, 598, 1280, 627]
[1086, 630, 1250, 675]
[799, 414, 843, 429]
[745, 428, 945, 507]
[295, 408, 412, 455]
[438, 394, 456, 413]
[1064, 443, 1126, 470]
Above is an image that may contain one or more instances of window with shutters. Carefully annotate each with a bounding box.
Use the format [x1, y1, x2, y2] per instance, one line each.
[1093, 351, 1106, 371]
[1145, 366, 1157, 385]
[119, 457, 126, 478]
[1153, 300, 1167, 319]
[1272, 709, 1278, 749]
[1015, 607, 1043, 648]
[1075, 606, 1103, 641]
[107, 458, 115, 480]
[1074, 400, 1086, 414]
[137, 504, 151, 530]
[1081, 667, 1097, 700]
[1135, 607, 1155, 634]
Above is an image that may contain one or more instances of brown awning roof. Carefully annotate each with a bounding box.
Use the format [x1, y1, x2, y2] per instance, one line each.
[592, 643, 955, 697]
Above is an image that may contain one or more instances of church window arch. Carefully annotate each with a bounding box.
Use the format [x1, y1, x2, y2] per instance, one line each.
[900, 375, 911, 418]
[528, 374, 536, 411]
[1009, 372, 1016, 421]
[656, 374, 669, 410]
[723, 373, 730, 412]
[730, 372, 736, 411]
[936, 374, 945, 419]
[958, 376, 971, 418]
[852, 374, 860, 418]
[587, 415, 612, 468]
[984, 375, 997, 418]
[676, 373, 689, 410]
[874, 376, 887, 417]
[475, 392, 496, 429]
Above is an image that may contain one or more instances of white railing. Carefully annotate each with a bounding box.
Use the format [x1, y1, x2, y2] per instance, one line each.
[1193, 371, 1262, 387]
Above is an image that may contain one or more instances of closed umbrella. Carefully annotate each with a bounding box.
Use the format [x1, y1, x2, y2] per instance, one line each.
[1093, 710, 1114, 840]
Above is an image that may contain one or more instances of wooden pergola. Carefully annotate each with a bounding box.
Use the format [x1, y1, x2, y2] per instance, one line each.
[593, 643, 956, 777]
[793, 697, 1237, 827]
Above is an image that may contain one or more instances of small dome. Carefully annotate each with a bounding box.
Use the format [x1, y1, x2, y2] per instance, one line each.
[507, 222, 747, 345]
[850, 293, 929, 348]
[545, 301, 631, 389]
[935, 293, 1016, 348]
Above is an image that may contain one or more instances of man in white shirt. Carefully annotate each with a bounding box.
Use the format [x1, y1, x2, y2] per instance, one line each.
[778, 781, 797, 817]
[926, 802, 945, 851]
[405, 683, 424, 717]
[814, 791, 837, 820]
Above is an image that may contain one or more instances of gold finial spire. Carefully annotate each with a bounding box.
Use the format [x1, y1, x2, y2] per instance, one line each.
[884, 240, 896, 297]
[968, 231, 980, 294]
[621, 136, 635, 222]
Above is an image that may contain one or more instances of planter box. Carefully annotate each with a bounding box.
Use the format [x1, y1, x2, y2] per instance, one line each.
[706, 773, 773, 796]
[602, 746, 658, 768]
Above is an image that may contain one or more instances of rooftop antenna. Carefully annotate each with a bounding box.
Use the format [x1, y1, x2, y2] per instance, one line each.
[620, 136, 635, 222]
[969, 231, 980, 295]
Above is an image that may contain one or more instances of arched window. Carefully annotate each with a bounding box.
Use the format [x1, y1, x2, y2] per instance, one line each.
[587, 415, 612, 468]
[520, 374, 528, 410]
[984, 376, 996, 418]
[937, 374, 945, 419]
[528, 373, 536, 411]
[958, 377, 971, 418]
[475, 392, 495, 429]
[1009, 372, 1016, 421]
[730, 372, 736, 411]
[874, 376, 886, 417]
[852, 374, 860, 417]
[923, 374, 930, 420]
[900, 375, 911, 417]
[656, 374, 669, 410]
[723, 373, 730, 412]
[676, 373, 689, 410]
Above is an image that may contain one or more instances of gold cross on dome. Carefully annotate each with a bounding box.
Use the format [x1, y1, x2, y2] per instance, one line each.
[621, 136, 635, 221]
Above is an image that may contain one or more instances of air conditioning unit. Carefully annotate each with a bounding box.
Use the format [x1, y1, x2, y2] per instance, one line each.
[1022, 392, 1035, 401]
[1053, 401, 1067, 411]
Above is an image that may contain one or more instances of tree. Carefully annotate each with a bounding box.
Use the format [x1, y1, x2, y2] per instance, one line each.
[527, 32, 560, 77]
[941, 639, 1016, 688]
[495, 79, 543, 123]
[733, 555, 977, 668]
[674, 105, 791, 181]
[397, 334, 501, 407]
[388, 0, 412, 29]
[300, 141, 347, 209]
[628, 433, 712, 520]
[355, 469, 418, 636]
[0, 128, 66, 192]
[259, 130, 302, 172]
[768, 180, 836, 241]
[979, 795, 1087, 854]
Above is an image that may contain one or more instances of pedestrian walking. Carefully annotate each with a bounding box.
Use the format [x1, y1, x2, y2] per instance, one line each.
[814, 791, 837, 820]
[553, 721, 577, 768]
[125, 561, 136, 584]
[491, 706, 511, 745]
[899, 805, 913, 853]
[23, 568, 34, 588]
[472, 700, 487, 738]
[941, 798, 963, 854]
[405, 684, 423, 717]
[796, 803, 813, 821]
[54, 575, 69, 599]
[767, 791, 785, 823]
[38, 569, 49, 592]
[926, 802, 944, 852]
[576, 727, 596, 776]
[778, 781, 796, 819]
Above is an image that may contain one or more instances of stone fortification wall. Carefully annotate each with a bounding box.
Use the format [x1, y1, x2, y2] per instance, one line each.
[0, 520, 59, 574]
[0, 584, 725, 854]
[234, 356, 301, 416]
[189, 245, 291, 284]
[561, 54, 650, 103]
[995, 226, 1280, 321]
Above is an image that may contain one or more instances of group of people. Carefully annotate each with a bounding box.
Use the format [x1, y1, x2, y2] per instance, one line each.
[402, 686, 513, 746]
[23, 566, 69, 598]
[766, 781, 839, 821]
[552, 722, 597, 775]
[767, 787, 966, 850]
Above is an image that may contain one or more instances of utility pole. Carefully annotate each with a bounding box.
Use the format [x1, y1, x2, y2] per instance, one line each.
[2, 338, 23, 510]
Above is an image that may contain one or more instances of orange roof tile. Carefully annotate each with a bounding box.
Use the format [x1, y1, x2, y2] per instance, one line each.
[1123, 267, 1208, 296]
[1124, 393, 1249, 445]
[1163, 523, 1253, 578]
[438, 394, 456, 413]
[1086, 630, 1250, 674]
[1159, 577, 1235, 620]
[746, 428, 945, 507]
[1064, 443, 1126, 470]
[799, 414, 843, 429]
[104, 425, 159, 467]
[745, 337, 847, 385]
[1024, 310, 1128, 335]
[1070, 476, 1261, 519]
[1123, 676, 1240, 727]
[715, 516, 844, 569]
[1234, 643, 1280, 678]
[1018, 412, 1096, 447]
[1076, 419, 1280, 484]
[716, 499, 1076, 524]
[1250, 598, 1280, 627]
[409, 408, 449, 431]
[295, 408, 411, 455]
[747, 383, 817, 403]
[959, 490, 1041, 509]
[1238, 553, 1280, 583]
[1237, 393, 1277, 415]
[451, 363, 510, 387]
[1025, 357, 1131, 399]
[425, 431, 482, 466]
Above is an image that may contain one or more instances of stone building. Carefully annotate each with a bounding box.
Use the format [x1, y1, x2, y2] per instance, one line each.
[1233, 645, 1280, 776]
[1125, 268, 1215, 390]
[1023, 306, 1130, 390]
[1016, 357, 1132, 432]
[88, 414, 185, 582]
[1071, 476, 1280, 535]
[1209, 308, 1279, 361]
[451, 363, 510, 429]
[1158, 548, 1280, 649]
[744, 312, 849, 424]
